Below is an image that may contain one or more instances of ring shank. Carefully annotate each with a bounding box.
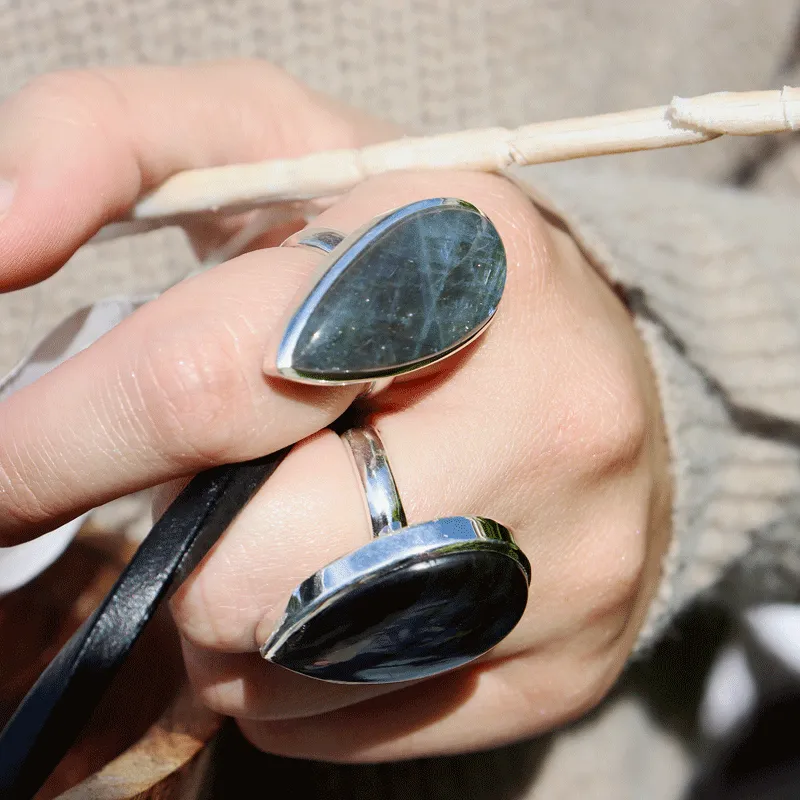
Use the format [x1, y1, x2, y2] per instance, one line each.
[281, 228, 345, 254]
[341, 426, 406, 538]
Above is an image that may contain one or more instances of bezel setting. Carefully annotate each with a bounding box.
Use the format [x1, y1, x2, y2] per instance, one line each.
[267, 197, 505, 385]
[261, 516, 531, 684]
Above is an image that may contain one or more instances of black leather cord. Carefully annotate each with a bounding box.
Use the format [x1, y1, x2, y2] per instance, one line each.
[0, 449, 289, 800]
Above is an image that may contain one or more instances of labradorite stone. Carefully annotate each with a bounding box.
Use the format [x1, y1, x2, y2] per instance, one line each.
[290, 205, 505, 378]
[270, 551, 528, 683]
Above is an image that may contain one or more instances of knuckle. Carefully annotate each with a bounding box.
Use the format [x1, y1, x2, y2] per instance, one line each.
[18, 69, 119, 123]
[0, 445, 56, 537]
[561, 661, 620, 721]
[580, 517, 649, 625]
[14, 69, 135, 173]
[568, 370, 648, 480]
[488, 657, 617, 740]
[196, 685, 236, 716]
[172, 570, 251, 653]
[181, 646, 239, 717]
[134, 322, 259, 467]
[593, 546, 646, 618]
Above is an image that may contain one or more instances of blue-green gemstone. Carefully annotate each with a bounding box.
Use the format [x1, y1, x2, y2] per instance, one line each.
[288, 202, 506, 379]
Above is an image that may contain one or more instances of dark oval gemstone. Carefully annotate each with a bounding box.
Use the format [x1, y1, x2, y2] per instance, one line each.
[268, 550, 528, 683]
[288, 203, 506, 379]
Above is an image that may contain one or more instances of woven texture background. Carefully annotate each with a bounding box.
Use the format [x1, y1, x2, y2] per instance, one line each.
[1, 0, 799, 369]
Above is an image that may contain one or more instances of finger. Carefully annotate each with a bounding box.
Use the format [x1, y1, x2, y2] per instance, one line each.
[0, 242, 361, 544]
[167, 428, 368, 652]
[236, 646, 622, 762]
[178, 456, 647, 722]
[179, 636, 413, 722]
[1, 169, 539, 543]
[0, 60, 394, 289]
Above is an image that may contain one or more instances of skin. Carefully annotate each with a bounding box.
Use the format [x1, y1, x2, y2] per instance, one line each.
[0, 60, 672, 761]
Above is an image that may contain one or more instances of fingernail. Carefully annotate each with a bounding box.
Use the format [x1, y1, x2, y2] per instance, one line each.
[0, 179, 14, 218]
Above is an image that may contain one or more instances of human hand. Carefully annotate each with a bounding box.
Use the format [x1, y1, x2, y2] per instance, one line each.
[0, 61, 671, 760]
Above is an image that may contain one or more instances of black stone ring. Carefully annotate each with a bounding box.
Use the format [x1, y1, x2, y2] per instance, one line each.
[265, 197, 507, 396]
[260, 425, 531, 684]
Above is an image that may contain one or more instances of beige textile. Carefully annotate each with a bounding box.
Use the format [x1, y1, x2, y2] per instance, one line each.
[2, 1, 800, 797]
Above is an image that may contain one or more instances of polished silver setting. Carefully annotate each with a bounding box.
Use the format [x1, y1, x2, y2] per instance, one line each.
[266, 197, 500, 387]
[260, 425, 531, 684]
[282, 228, 346, 255]
[357, 376, 394, 399]
[259, 516, 529, 674]
[341, 426, 406, 536]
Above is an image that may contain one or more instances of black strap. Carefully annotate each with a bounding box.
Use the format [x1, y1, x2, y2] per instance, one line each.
[0, 450, 289, 799]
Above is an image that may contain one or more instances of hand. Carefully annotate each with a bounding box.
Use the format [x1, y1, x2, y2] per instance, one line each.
[0, 61, 671, 760]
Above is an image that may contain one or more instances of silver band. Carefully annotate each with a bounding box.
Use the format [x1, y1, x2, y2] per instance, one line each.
[260, 423, 532, 684]
[280, 227, 345, 254]
[341, 426, 406, 538]
[357, 377, 394, 399]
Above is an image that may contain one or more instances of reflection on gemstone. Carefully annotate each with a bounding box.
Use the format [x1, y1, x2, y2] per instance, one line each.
[288, 203, 505, 379]
[268, 550, 528, 683]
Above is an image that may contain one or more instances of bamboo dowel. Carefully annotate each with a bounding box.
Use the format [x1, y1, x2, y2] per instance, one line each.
[114, 87, 798, 232]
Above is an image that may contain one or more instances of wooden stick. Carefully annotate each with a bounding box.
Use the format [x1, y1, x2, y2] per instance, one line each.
[120, 87, 798, 228]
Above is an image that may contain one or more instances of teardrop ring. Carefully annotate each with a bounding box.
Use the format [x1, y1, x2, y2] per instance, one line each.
[261, 424, 531, 684]
[265, 197, 508, 395]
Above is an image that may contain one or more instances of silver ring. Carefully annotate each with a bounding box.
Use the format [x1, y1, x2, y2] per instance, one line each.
[265, 198, 507, 398]
[341, 426, 407, 536]
[282, 228, 346, 254]
[260, 425, 530, 685]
